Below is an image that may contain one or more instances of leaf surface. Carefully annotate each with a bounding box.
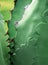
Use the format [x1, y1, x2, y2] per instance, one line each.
[0, 14, 10, 65]
[0, 0, 14, 20]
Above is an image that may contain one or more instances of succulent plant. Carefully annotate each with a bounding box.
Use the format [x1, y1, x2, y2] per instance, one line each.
[0, 0, 48, 65]
[0, 0, 14, 65]
[0, 0, 14, 20]
[8, 0, 48, 65]
[0, 14, 10, 65]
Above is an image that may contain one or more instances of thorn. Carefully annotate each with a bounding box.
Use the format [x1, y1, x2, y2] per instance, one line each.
[14, 0, 17, 5]
[7, 45, 10, 47]
[5, 32, 9, 35]
[11, 46, 15, 49]
[8, 51, 13, 55]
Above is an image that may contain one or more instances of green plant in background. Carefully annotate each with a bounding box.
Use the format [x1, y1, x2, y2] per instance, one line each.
[0, 0, 14, 20]
[0, 0, 14, 65]
[8, 0, 48, 65]
[0, 0, 14, 33]
[0, 14, 10, 65]
[0, 0, 48, 65]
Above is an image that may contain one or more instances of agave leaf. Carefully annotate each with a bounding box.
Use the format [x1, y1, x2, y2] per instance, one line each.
[0, 0, 14, 20]
[9, 0, 48, 65]
[1, 10, 11, 21]
[0, 0, 14, 11]
[0, 14, 10, 65]
[8, 0, 32, 39]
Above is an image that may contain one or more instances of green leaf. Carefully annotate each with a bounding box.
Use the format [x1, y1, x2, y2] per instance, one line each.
[0, 0, 14, 20]
[0, 14, 10, 65]
[1, 11, 11, 20]
[0, 0, 14, 11]
[9, 0, 48, 65]
[8, 0, 32, 39]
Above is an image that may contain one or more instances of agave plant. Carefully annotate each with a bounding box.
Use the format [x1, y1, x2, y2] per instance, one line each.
[0, 0, 14, 20]
[0, 0, 14, 65]
[8, 0, 48, 65]
[0, 0, 48, 65]
[0, 14, 10, 65]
